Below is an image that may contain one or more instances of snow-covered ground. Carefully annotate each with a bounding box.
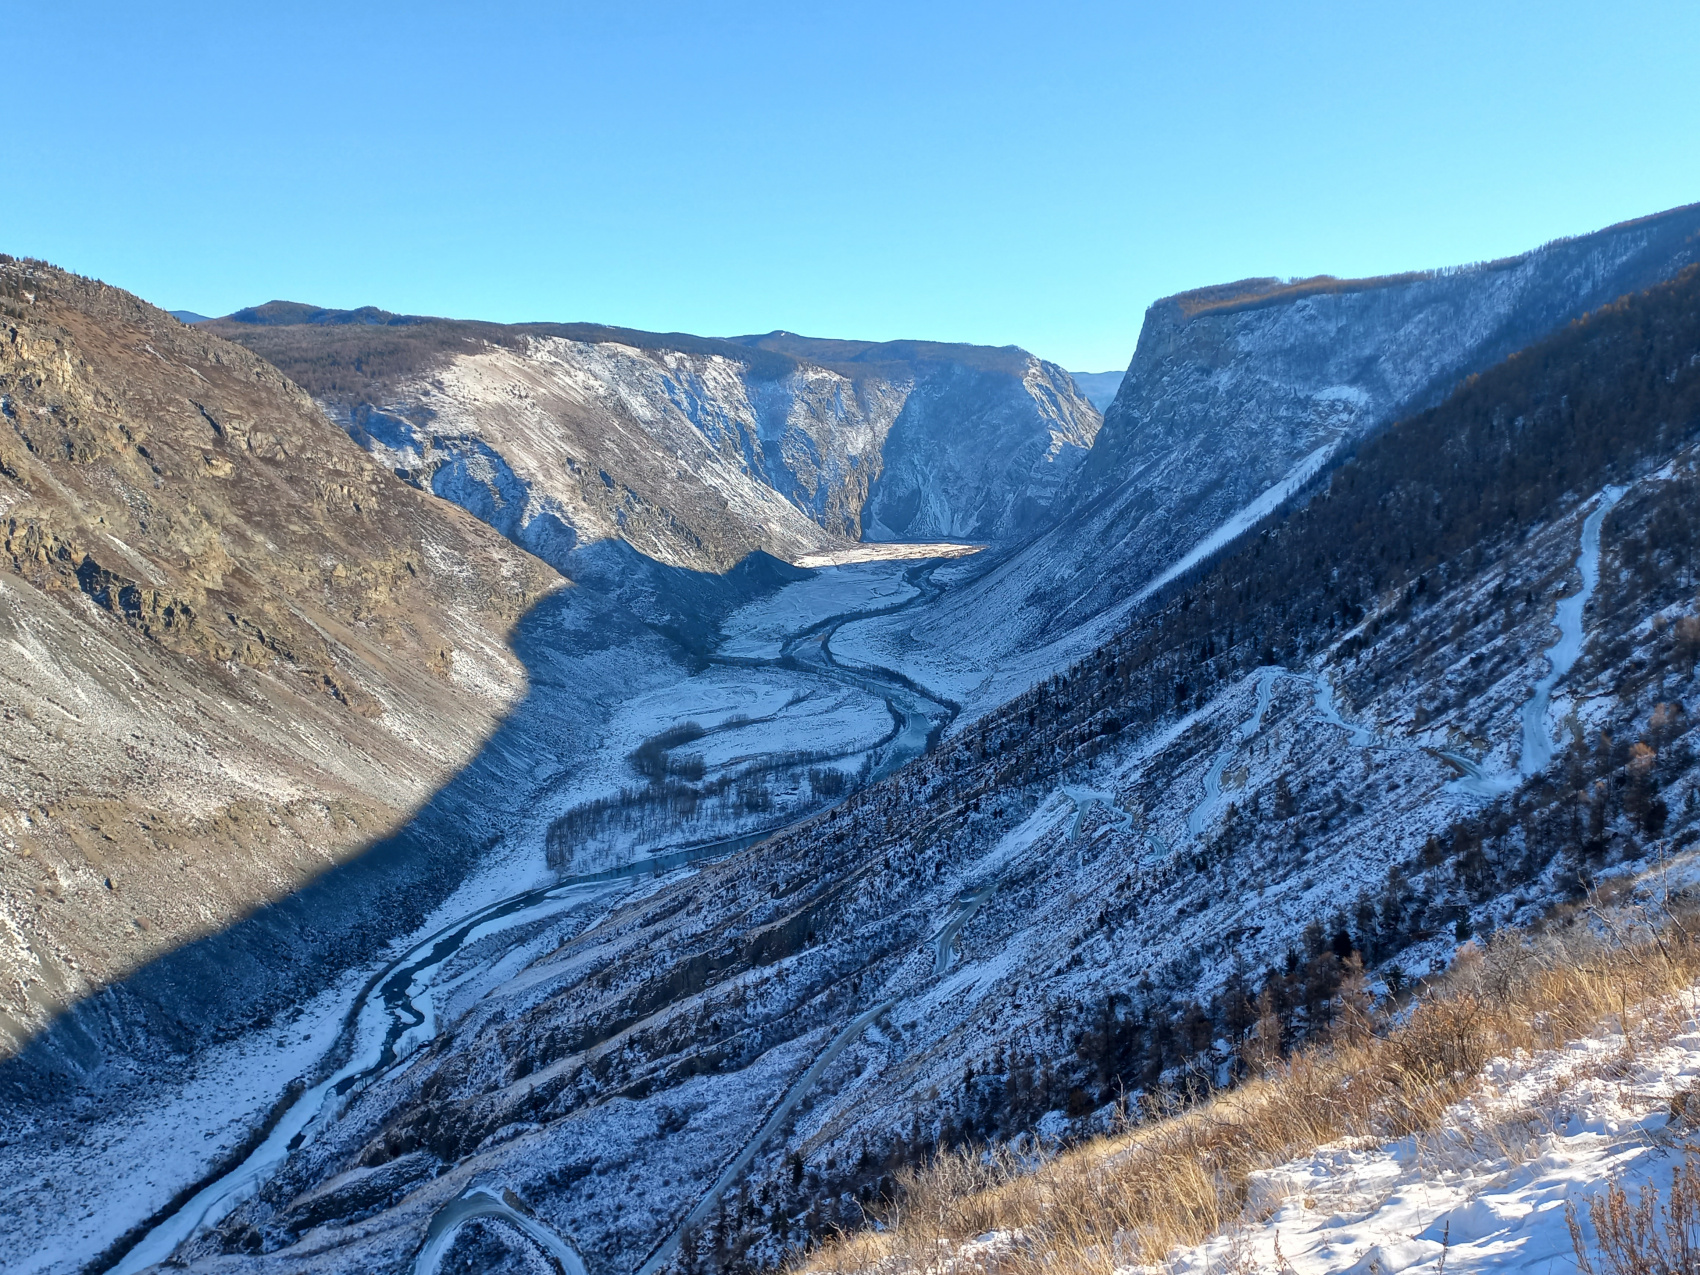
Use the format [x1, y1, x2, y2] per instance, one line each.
[1158, 998, 1700, 1275]
[2, 822, 588, 1275]
[1446, 487, 1627, 799]
[66, 452, 1695, 1275]
[577, 665, 891, 792]
[530, 559, 963, 869]
[4, 969, 360, 1275]
[921, 985, 1700, 1275]
[718, 561, 924, 660]
[793, 543, 982, 569]
[5, 553, 969, 1275]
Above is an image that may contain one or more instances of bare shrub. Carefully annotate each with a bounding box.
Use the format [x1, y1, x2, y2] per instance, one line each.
[1569, 1156, 1700, 1275]
[798, 903, 1700, 1275]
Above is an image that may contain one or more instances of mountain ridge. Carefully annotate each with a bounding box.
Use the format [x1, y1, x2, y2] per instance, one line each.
[1164, 200, 1700, 318]
[210, 310, 1101, 572]
[832, 199, 1700, 722]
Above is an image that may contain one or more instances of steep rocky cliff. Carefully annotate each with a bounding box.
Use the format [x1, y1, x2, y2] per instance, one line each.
[837, 202, 1700, 716]
[0, 260, 559, 1053]
[208, 313, 1100, 575]
[1080, 202, 1700, 505]
[156, 258, 1700, 1275]
[729, 333, 1100, 544]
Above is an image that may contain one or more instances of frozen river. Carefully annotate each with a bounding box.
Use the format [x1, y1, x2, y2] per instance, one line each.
[91, 556, 966, 1275]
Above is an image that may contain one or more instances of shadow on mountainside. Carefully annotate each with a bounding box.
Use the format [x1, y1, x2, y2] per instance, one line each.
[0, 542, 807, 1112]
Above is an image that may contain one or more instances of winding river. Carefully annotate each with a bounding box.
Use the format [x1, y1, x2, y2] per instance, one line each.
[105, 559, 963, 1275]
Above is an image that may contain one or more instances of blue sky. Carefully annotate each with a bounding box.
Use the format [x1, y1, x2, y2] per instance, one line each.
[8, 1, 1698, 370]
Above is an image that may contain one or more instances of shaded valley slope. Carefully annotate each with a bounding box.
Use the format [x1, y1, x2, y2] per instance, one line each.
[0, 259, 559, 1055]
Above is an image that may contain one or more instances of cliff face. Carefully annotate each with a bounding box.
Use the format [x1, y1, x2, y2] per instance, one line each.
[160, 264, 1700, 1275]
[1078, 201, 1700, 508]
[0, 259, 559, 1052]
[856, 351, 1099, 542]
[352, 335, 882, 572]
[839, 202, 1700, 715]
[210, 317, 1100, 575]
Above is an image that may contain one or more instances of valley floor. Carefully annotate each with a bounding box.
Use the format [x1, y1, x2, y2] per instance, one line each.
[2, 555, 960, 1275]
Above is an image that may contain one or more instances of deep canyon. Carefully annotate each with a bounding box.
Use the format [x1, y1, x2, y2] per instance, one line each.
[5, 201, 1700, 1274]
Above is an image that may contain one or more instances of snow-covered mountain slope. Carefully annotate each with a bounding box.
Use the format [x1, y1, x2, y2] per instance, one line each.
[210, 315, 1101, 576]
[722, 335, 1101, 545]
[108, 234, 1700, 1275]
[0, 259, 558, 1056]
[840, 202, 1700, 719]
[362, 336, 856, 570]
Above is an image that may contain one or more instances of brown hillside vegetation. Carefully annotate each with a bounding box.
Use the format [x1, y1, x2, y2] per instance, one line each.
[1171, 270, 1432, 317]
[0, 258, 560, 1053]
[1170, 201, 1700, 319]
[800, 887, 1700, 1275]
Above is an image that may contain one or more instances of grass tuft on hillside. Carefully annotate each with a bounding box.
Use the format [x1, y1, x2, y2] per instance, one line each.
[798, 872, 1700, 1275]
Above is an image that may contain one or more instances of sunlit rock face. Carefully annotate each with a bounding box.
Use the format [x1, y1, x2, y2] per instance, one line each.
[213, 314, 1102, 574]
[0, 258, 559, 1053]
[838, 202, 1700, 718]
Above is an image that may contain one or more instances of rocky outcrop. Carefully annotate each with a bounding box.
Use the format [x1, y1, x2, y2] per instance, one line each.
[0, 259, 559, 1053]
[209, 315, 1100, 574]
[175, 261, 1700, 1275]
[839, 202, 1700, 715]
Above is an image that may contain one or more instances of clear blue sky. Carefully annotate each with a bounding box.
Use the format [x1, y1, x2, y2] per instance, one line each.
[8, 1, 1698, 370]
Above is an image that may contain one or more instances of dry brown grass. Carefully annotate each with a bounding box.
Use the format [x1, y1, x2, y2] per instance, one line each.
[800, 899, 1700, 1275]
[1570, 1154, 1700, 1275]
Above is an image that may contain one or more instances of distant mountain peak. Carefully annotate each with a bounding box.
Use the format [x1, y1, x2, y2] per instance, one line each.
[224, 299, 432, 327]
[1069, 369, 1125, 412]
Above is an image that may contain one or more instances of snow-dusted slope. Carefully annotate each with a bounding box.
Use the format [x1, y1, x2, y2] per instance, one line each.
[1167, 1005, 1700, 1275]
[155, 451, 1700, 1275]
[351, 337, 856, 572]
[215, 318, 1100, 576]
[852, 353, 1099, 543]
[841, 202, 1700, 718]
[73, 251, 1700, 1275]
